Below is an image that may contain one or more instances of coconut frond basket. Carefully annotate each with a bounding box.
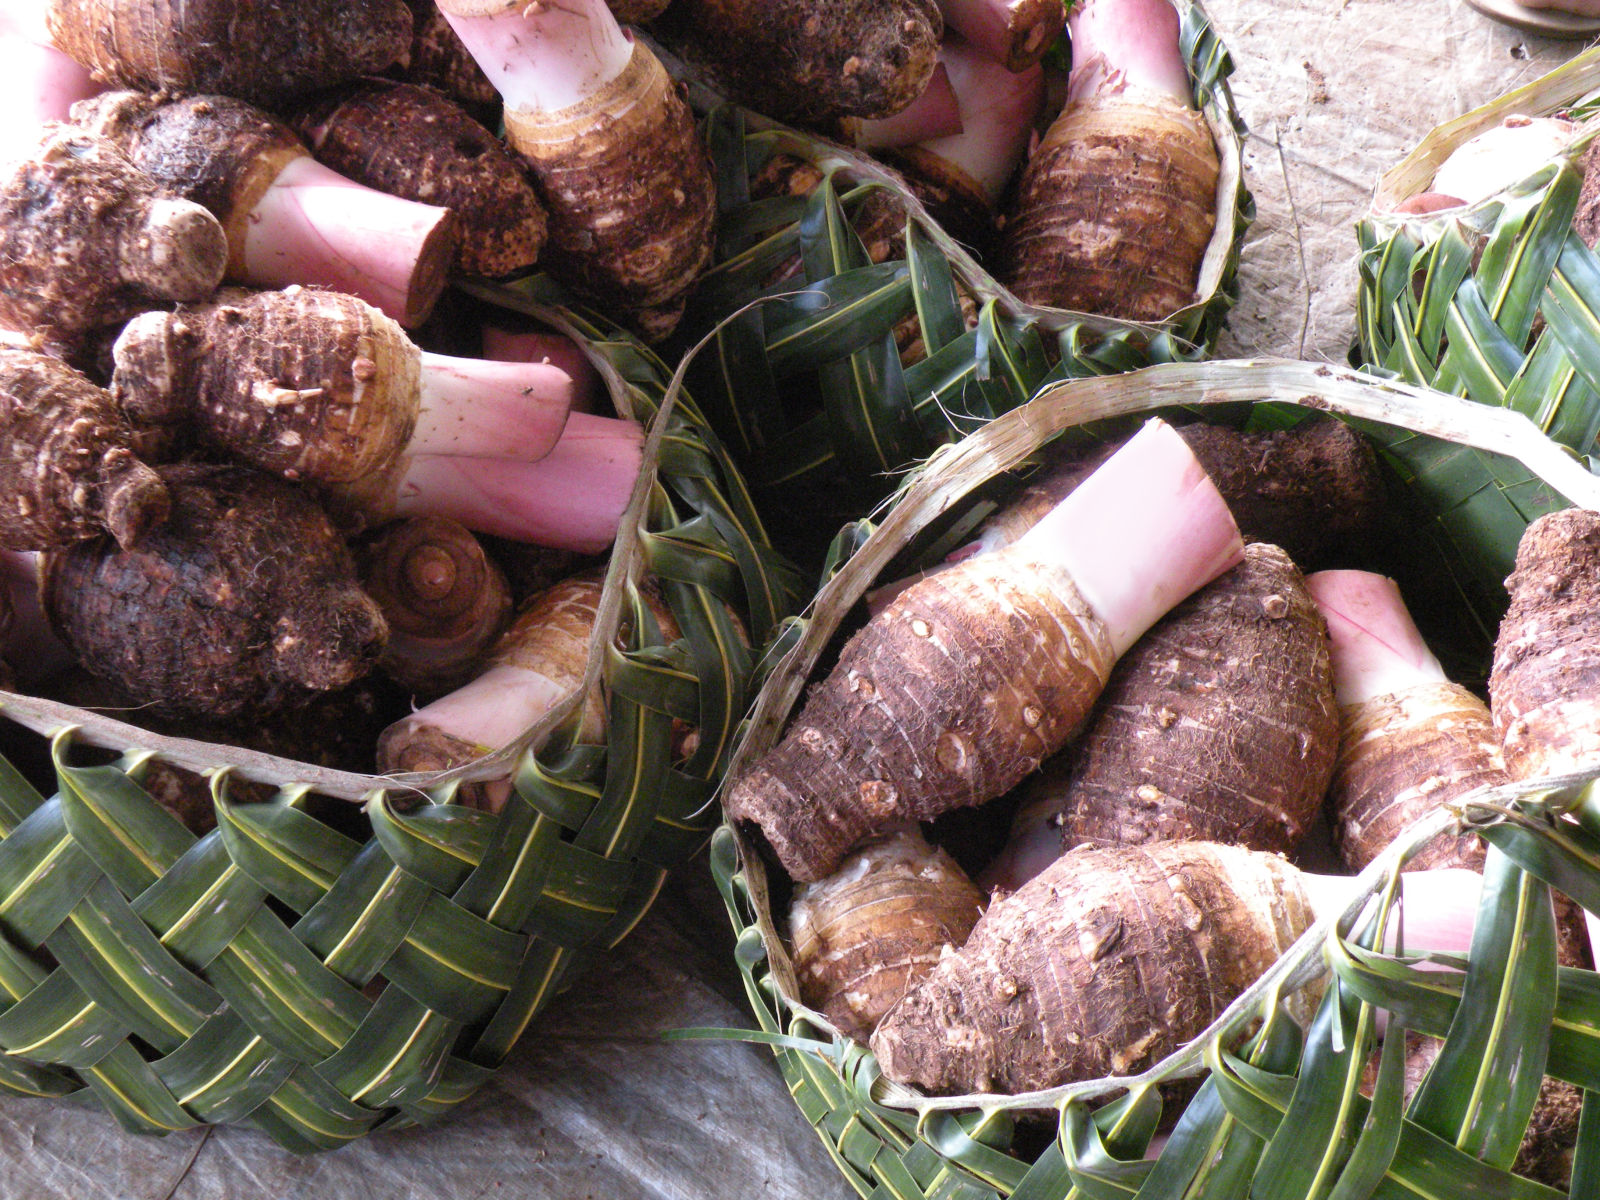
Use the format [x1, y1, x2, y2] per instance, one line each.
[651, 0, 1251, 531]
[707, 358, 1600, 1200]
[1355, 47, 1600, 464]
[0, 298, 803, 1152]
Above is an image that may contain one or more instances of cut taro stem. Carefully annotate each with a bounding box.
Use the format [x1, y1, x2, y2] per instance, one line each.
[482, 325, 603, 414]
[412, 353, 574, 460]
[440, 0, 634, 114]
[393, 414, 644, 552]
[1068, 0, 1194, 105]
[846, 62, 963, 150]
[937, 0, 1066, 73]
[0, 38, 98, 167]
[239, 155, 456, 327]
[899, 38, 1044, 208]
[1307, 570, 1449, 706]
[1020, 418, 1242, 657]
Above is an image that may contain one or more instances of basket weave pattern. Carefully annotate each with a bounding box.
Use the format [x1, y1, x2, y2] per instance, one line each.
[0, 310, 799, 1150]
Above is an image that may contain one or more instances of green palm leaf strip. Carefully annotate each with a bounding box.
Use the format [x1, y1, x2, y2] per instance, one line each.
[1404, 847, 1554, 1168]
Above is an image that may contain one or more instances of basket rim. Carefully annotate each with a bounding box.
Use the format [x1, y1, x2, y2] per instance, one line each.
[1367, 42, 1600, 220]
[719, 354, 1600, 1116]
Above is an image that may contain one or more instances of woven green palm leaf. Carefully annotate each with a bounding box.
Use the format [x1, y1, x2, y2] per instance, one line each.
[663, 0, 1249, 530]
[1353, 48, 1600, 619]
[0, 300, 801, 1150]
[710, 359, 1600, 1200]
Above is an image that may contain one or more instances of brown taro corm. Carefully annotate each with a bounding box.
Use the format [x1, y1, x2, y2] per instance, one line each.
[398, 0, 500, 117]
[291, 81, 547, 278]
[41, 464, 388, 720]
[1330, 680, 1505, 875]
[357, 514, 514, 697]
[111, 287, 423, 492]
[1014, 544, 1339, 863]
[0, 348, 169, 552]
[871, 841, 1313, 1095]
[789, 828, 985, 1043]
[1490, 508, 1600, 781]
[71, 91, 457, 327]
[45, 0, 414, 107]
[0, 130, 226, 349]
[654, 0, 943, 126]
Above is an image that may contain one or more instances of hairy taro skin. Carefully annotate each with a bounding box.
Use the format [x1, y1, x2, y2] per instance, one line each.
[0, 131, 227, 346]
[505, 46, 714, 330]
[790, 829, 985, 1043]
[1026, 543, 1339, 858]
[999, 97, 1219, 322]
[0, 348, 169, 551]
[41, 464, 388, 719]
[724, 544, 1115, 883]
[870, 841, 1313, 1095]
[111, 287, 423, 491]
[293, 81, 546, 279]
[70, 92, 307, 270]
[45, 0, 414, 107]
[399, 0, 501, 117]
[1331, 682, 1504, 874]
[656, 0, 943, 125]
[1490, 508, 1600, 781]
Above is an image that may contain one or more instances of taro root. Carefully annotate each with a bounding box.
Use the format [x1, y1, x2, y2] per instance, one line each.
[654, 0, 944, 126]
[997, 0, 1220, 321]
[292, 81, 547, 279]
[935, 0, 1064, 72]
[970, 417, 1383, 573]
[377, 571, 688, 810]
[725, 420, 1245, 883]
[0, 348, 168, 551]
[1310, 570, 1505, 874]
[606, 0, 674, 20]
[72, 91, 457, 327]
[44, 0, 414, 108]
[1490, 508, 1600, 780]
[872, 841, 1315, 1094]
[985, 544, 1339, 892]
[438, 0, 716, 336]
[789, 828, 985, 1042]
[40, 464, 388, 720]
[0, 130, 226, 348]
[110, 287, 573, 495]
[358, 515, 513, 696]
[399, 0, 500, 118]
[879, 41, 1044, 256]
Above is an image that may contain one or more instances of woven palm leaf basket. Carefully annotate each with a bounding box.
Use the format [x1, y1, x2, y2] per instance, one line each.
[659, 0, 1251, 532]
[0, 298, 801, 1152]
[709, 357, 1600, 1200]
[1355, 46, 1600, 465]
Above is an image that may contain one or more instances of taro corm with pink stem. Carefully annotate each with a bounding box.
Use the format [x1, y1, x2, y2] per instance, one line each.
[872, 846, 1488, 1096]
[377, 571, 685, 810]
[71, 92, 457, 328]
[111, 288, 574, 495]
[997, 0, 1220, 321]
[483, 325, 603, 414]
[881, 39, 1043, 244]
[725, 418, 1245, 883]
[437, 0, 715, 337]
[1308, 570, 1505, 875]
[378, 413, 646, 553]
[841, 63, 964, 151]
[935, 0, 1065, 72]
